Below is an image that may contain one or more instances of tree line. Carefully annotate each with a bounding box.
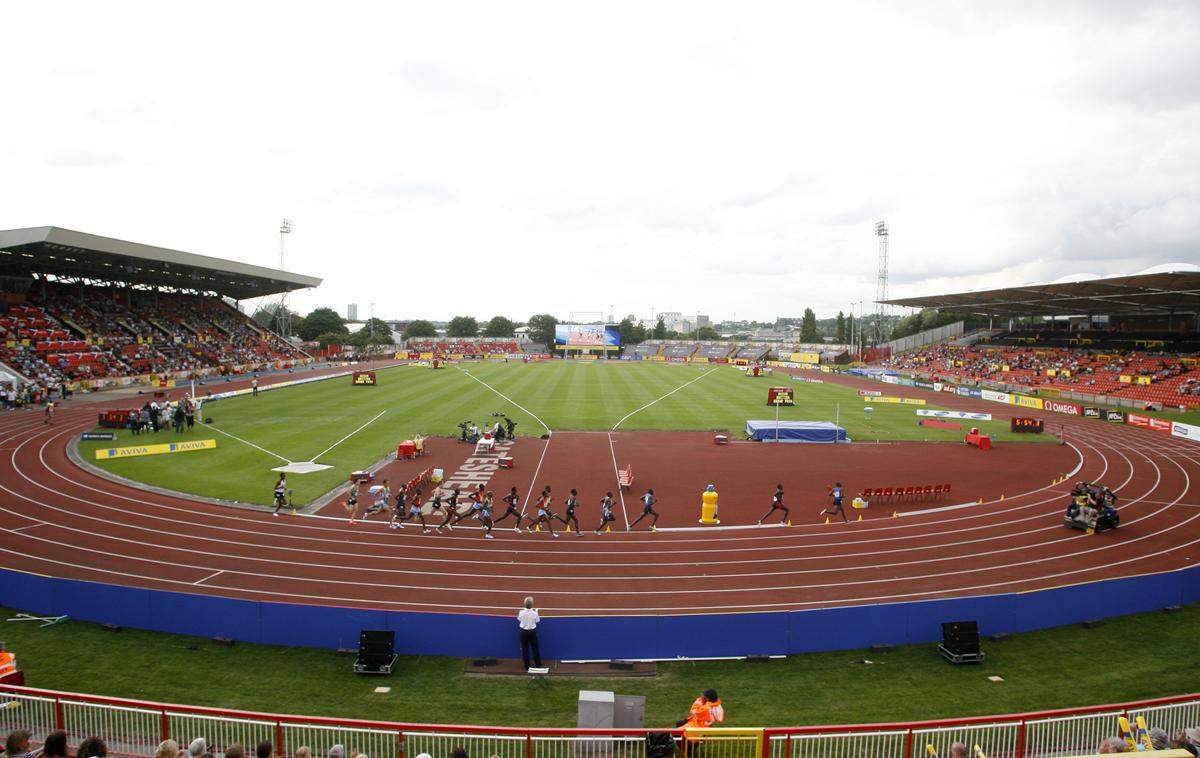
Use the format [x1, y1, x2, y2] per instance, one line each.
[253, 304, 968, 349]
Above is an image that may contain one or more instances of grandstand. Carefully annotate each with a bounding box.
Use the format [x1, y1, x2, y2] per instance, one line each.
[0, 227, 321, 392]
[880, 270, 1200, 408]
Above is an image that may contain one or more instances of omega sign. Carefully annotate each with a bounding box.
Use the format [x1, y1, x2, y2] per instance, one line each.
[1043, 399, 1081, 416]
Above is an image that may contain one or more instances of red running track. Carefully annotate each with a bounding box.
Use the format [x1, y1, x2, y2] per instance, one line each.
[0, 368, 1198, 617]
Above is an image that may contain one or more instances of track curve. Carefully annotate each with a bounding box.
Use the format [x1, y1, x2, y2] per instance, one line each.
[1, 370, 1198, 620]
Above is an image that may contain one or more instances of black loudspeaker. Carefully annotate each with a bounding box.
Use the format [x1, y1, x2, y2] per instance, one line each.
[939, 620, 984, 664]
[354, 630, 397, 674]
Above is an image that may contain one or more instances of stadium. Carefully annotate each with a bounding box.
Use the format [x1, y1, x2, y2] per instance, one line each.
[4, 5, 1200, 758]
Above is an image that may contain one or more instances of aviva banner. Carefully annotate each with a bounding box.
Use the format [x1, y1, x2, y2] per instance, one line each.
[862, 396, 927, 406]
[1009, 394, 1044, 410]
[96, 439, 216, 460]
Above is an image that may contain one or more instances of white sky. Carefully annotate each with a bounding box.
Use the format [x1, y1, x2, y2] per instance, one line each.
[2, 1, 1197, 324]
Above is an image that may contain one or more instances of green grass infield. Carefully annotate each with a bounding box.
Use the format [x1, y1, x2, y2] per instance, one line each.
[77, 362, 1054, 506]
[2, 602, 1197, 727]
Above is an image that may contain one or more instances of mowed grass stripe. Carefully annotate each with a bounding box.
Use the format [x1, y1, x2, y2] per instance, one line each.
[79, 361, 1052, 505]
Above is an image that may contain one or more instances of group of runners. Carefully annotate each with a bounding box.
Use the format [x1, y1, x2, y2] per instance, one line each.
[324, 478, 845, 534]
[341, 480, 632, 538]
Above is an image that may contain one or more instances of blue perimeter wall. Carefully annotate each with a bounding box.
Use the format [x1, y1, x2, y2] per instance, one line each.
[2, 567, 1197, 659]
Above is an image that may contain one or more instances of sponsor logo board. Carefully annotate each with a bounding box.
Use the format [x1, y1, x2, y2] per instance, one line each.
[981, 390, 1010, 403]
[1105, 410, 1125, 423]
[858, 390, 882, 396]
[1043, 399, 1082, 416]
[914, 380, 935, 390]
[916, 410, 993, 420]
[1171, 421, 1199, 442]
[1010, 395, 1044, 410]
[1149, 417, 1173, 433]
[1083, 406, 1101, 419]
[81, 431, 117, 441]
[97, 439, 216, 460]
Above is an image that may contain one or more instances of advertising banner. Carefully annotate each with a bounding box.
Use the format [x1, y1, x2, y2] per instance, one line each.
[880, 375, 900, 385]
[1043, 399, 1082, 416]
[957, 387, 983, 399]
[1083, 406, 1101, 419]
[1010, 395, 1044, 410]
[1171, 421, 1200, 443]
[900, 398, 927, 405]
[914, 380, 935, 390]
[1126, 413, 1150, 429]
[1105, 410, 1125, 423]
[96, 439, 216, 460]
[1150, 417, 1173, 433]
[981, 390, 1010, 403]
[858, 390, 883, 396]
[788, 352, 820, 364]
[916, 410, 993, 421]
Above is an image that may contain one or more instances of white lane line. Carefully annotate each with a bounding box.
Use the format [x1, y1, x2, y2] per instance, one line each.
[9, 523, 46, 533]
[309, 410, 387, 463]
[193, 569, 224, 585]
[607, 433, 630, 529]
[205, 424, 292, 464]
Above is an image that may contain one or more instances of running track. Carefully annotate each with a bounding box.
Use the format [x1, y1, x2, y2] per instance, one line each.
[1, 369, 1198, 620]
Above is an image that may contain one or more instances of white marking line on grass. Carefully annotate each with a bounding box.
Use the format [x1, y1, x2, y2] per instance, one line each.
[309, 410, 387, 463]
[458, 367, 553, 513]
[607, 367, 720, 526]
[193, 569, 224, 585]
[206, 424, 292, 464]
[610, 367, 719, 431]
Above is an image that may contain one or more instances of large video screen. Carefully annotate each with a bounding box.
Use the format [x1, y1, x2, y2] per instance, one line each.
[555, 324, 621, 347]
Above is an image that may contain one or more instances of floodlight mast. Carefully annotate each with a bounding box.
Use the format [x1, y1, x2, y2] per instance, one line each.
[275, 218, 294, 338]
[875, 220, 889, 347]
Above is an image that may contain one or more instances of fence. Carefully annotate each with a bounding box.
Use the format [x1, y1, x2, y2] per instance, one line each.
[881, 322, 966, 357]
[2, 686, 1197, 758]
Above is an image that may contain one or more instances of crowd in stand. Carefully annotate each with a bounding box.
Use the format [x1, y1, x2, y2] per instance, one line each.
[0, 734, 481, 758]
[878, 343, 1200, 407]
[0, 285, 310, 395]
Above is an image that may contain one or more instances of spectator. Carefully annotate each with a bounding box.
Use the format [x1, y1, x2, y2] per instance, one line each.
[225, 745, 245, 758]
[187, 738, 212, 758]
[156, 741, 179, 758]
[76, 738, 108, 758]
[329, 746, 345, 758]
[255, 743, 273, 758]
[950, 744, 969, 758]
[677, 689, 725, 730]
[293, 749, 312, 758]
[1149, 728, 1168, 751]
[42, 732, 69, 758]
[1097, 737, 1129, 754]
[2, 730, 34, 758]
[449, 749, 469, 758]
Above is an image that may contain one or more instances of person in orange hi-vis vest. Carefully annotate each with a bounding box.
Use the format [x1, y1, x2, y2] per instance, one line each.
[0, 641, 16, 677]
[677, 688, 725, 736]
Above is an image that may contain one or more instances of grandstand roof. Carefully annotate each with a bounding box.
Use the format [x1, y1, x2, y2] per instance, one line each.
[883, 269, 1200, 317]
[0, 226, 321, 300]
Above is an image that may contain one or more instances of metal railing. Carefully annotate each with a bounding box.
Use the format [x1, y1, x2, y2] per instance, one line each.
[1, 685, 1197, 758]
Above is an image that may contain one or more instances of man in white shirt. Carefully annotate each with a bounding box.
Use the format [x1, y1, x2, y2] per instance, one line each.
[518, 596, 542, 670]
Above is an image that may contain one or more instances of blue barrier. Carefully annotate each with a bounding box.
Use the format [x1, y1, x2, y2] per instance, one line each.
[2, 566, 1196, 659]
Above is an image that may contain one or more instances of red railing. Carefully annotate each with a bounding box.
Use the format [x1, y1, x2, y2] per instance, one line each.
[1, 684, 1198, 758]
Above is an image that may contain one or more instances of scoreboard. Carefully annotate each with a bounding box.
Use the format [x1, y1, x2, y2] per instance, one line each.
[1010, 417, 1044, 433]
[767, 386, 794, 406]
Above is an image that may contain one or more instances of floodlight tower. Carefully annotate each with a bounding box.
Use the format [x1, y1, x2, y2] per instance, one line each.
[277, 219, 293, 338]
[874, 220, 889, 346]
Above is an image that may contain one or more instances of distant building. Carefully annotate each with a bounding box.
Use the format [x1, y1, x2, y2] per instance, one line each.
[697, 314, 710, 329]
[347, 303, 358, 321]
